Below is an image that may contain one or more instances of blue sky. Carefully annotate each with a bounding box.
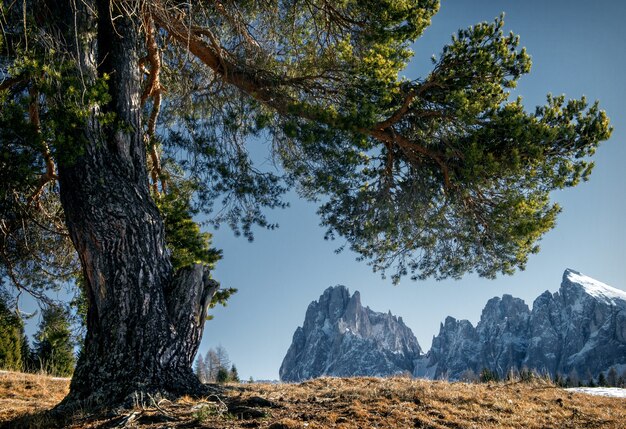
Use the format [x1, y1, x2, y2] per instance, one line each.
[19, 1, 626, 381]
[201, 0, 626, 380]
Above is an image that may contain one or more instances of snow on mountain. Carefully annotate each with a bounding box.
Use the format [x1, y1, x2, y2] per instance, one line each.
[418, 269, 626, 380]
[280, 270, 625, 382]
[563, 269, 626, 307]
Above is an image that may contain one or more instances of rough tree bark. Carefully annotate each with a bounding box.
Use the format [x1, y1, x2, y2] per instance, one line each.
[48, 0, 217, 407]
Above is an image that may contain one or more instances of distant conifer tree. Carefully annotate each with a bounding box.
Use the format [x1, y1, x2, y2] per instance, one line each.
[215, 345, 230, 370]
[216, 367, 229, 383]
[0, 292, 24, 370]
[480, 368, 499, 383]
[229, 364, 240, 383]
[597, 372, 607, 387]
[33, 305, 75, 377]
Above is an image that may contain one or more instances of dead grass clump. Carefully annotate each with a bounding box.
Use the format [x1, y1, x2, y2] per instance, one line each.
[0, 370, 69, 424]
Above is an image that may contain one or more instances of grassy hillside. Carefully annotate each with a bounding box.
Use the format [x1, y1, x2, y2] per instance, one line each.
[1, 371, 624, 428]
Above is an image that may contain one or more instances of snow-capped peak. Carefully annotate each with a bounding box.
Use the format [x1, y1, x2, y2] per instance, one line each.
[564, 269, 626, 304]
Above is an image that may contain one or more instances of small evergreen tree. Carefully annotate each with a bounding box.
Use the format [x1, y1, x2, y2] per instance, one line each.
[480, 368, 499, 383]
[33, 305, 75, 377]
[0, 292, 24, 371]
[216, 367, 229, 383]
[554, 373, 566, 387]
[20, 331, 33, 372]
[229, 364, 240, 383]
[597, 372, 607, 387]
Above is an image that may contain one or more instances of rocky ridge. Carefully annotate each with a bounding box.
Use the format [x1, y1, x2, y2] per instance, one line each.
[416, 269, 626, 380]
[282, 269, 626, 381]
[279, 285, 422, 382]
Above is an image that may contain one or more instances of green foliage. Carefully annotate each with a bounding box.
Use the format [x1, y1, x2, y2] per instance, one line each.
[155, 178, 222, 272]
[286, 15, 612, 282]
[216, 366, 230, 383]
[0, 292, 24, 370]
[0, 4, 109, 301]
[154, 174, 236, 310]
[1, 0, 614, 301]
[229, 364, 240, 383]
[33, 305, 75, 377]
[479, 368, 499, 383]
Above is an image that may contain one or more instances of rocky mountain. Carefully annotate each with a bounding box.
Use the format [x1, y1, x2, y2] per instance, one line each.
[281, 270, 626, 382]
[279, 285, 423, 382]
[416, 269, 626, 380]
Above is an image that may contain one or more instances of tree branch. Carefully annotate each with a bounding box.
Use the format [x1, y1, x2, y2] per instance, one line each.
[151, 3, 453, 190]
[141, 12, 166, 195]
[27, 87, 58, 206]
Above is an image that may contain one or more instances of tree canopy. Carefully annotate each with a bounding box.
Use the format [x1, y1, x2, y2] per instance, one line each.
[1, 1, 611, 296]
[0, 0, 613, 408]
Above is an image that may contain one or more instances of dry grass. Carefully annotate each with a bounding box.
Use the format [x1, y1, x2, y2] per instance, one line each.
[0, 370, 69, 424]
[1, 371, 625, 428]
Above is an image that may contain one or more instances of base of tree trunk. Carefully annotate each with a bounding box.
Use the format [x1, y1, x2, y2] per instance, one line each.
[55, 366, 211, 413]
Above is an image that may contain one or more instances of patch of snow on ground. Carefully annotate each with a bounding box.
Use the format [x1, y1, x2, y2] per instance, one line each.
[565, 387, 626, 398]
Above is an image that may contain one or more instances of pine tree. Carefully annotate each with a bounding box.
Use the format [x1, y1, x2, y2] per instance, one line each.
[597, 372, 607, 387]
[0, 0, 612, 407]
[33, 305, 75, 377]
[216, 367, 229, 384]
[0, 293, 24, 371]
[229, 364, 240, 383]
[20, 331, 33, 373]
[567, 369, 580, 387]
[480, 368, 499, 383]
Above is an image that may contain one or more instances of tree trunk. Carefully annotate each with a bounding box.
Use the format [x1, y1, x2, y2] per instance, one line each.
[50, 0, 217, 407]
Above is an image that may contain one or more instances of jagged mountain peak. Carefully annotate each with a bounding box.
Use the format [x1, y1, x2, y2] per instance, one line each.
[280, 286, 422, 382]
[420, 269, 626, 380]
[479, 294, 530, 323]
[562, 269, 626, 305]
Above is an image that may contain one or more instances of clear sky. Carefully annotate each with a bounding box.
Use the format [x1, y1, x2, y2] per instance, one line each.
[19, 1, 626, 381]
[200, 0, 626, 381]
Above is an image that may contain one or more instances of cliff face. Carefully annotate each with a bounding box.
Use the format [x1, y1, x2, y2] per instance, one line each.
[523, 270, 626, 378]
[281, 270, 626, 382]
[418, 269, 626, 380]
[279, 286, 423, 382]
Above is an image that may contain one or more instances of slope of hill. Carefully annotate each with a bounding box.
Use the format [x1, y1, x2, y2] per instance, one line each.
[2, 370, 626, 428]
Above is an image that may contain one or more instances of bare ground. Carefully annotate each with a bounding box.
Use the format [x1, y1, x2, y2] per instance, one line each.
[1, 371, 624, 428]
